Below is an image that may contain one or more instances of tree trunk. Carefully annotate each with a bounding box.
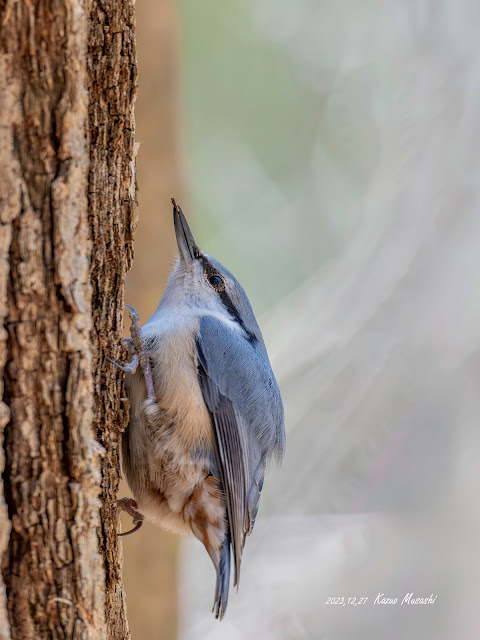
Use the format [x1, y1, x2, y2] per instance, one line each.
[0, 1, 137, 638]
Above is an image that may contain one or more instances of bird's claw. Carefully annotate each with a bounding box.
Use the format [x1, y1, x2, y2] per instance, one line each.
[107, 354, 139, 374]
[117, 497, 145, 536]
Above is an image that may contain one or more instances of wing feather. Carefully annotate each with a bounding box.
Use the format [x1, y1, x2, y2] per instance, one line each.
[197, 340, 249, 585]
[196, 316, 285, 586]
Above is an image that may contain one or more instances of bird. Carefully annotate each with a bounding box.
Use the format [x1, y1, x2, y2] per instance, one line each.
[110, 199, 285, 619]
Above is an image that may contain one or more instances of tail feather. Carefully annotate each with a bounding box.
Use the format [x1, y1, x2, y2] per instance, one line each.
[212, 533, 231, 620]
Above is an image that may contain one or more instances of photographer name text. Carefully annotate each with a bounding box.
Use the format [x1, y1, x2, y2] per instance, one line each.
[324, 593, 437, 607]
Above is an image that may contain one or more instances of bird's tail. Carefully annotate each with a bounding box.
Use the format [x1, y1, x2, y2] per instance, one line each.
[212, 532, 231, 620]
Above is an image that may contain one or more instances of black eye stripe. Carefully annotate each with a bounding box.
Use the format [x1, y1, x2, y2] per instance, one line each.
[219, 290, 257, 344]
[197, 253, 257, 343]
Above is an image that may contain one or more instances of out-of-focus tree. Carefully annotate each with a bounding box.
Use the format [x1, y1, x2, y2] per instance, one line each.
[0, 1, 137, 637]
[121, 1, 185, 639]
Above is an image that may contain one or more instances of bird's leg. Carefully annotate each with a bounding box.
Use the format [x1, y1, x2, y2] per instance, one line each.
[108, 303, 156, 401]
[124, 304, 156, 400]
[117, 497, 145, 536]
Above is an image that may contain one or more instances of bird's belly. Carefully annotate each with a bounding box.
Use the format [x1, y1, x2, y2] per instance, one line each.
[139, 446, 216, 535]
[125, 416, 217, 534]
[123, 330, 217, 533]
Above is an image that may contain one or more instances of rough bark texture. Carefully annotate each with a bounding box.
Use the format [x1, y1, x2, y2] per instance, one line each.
[0, 1, 137, 638]
[87, 1, 137, 638]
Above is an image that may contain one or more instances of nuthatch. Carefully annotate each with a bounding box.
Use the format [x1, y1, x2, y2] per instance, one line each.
[111, 200, 285, 619]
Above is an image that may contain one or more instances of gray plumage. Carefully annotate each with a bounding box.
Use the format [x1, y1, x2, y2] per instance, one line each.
[118, 200, 285, 619]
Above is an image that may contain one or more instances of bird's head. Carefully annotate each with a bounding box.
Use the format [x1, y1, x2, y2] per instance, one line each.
[167, 198, 261, 344]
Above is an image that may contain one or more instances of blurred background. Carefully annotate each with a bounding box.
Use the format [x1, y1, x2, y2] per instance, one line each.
[121, 1, 480, 638]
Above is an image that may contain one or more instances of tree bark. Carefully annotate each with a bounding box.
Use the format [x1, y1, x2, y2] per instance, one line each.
[0, 1, 137, 638]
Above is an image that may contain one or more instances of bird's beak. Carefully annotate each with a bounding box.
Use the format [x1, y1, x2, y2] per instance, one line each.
[172, 198, 198, 263]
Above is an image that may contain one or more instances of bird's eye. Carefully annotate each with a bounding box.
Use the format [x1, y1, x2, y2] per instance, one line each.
[208, 274, 225, 291]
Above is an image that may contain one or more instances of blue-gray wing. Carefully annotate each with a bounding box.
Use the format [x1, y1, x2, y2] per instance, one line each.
[196, 315, 284, 586]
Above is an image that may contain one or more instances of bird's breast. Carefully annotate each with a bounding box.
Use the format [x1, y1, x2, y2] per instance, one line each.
[148, 323, 214, 449]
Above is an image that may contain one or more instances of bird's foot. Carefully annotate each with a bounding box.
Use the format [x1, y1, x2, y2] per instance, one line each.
[108, 303, 156, 401]
[117, 497, 145, 536]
